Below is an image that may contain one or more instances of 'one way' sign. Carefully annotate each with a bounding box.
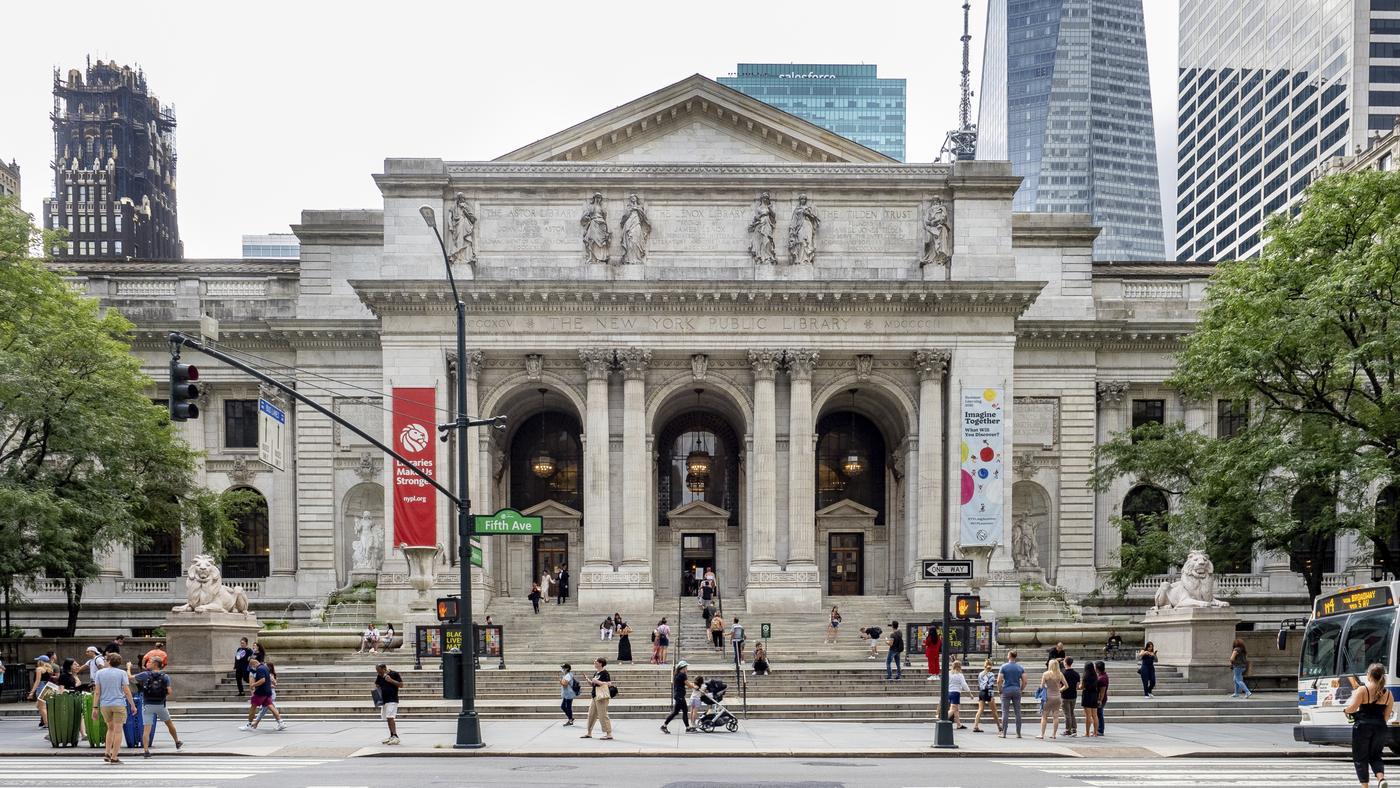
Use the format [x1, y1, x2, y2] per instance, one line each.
[921, 559, 973, 581]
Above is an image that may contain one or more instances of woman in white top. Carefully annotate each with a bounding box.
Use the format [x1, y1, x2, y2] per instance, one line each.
[946, 660, 972, 729]
[971, 658, 1000, 733]
[359, 624, 380, 653]
[540, 570, 554, 600]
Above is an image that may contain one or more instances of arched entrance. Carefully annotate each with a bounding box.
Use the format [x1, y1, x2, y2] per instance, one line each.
[501, 386, 584, 597]
[1012, 481, 1053, 580]
[342, 482, 385, 585]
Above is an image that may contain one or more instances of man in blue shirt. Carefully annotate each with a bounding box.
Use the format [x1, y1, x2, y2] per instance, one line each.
[996, 650, 1026, 738]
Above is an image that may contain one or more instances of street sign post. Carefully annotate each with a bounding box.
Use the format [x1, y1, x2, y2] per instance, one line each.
[257, 397, 286, 470]
[472, 508, 543, 536]
[921, 559, 973, 581]
[920, 558, 972, 750]
[470, 538, 483, 568]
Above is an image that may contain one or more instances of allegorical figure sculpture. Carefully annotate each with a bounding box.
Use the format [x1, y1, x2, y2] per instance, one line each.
[580, 192, 612, 263]
[747, 192, 777, 264]
[1153, 550, 1230, 609]
[352, 510, 383, 570]
[170, 555, 250, 615]
[1012, 512, 1040, 570]
[920, 196, 952, 267]
[787, 193, 821, 265]
[447, 192, 477, 266]
[619, 193, 651, 264]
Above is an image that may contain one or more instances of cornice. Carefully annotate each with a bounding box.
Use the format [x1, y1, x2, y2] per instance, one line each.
[351, 279, 1046, 318]
[1016, 318, 1194, 350]
[52, 259, 299, 276]
[291, 210, 384, 246]
[129, 320, 381, 351]
[1011, 213, 1101, 248]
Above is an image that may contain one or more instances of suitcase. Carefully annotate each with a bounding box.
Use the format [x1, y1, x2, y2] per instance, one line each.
[83, 692, 105, 748]
[122, 695, 144, 748]
[45, 692, 82, 748]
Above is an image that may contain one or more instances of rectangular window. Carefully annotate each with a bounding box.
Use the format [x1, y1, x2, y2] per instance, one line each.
[1300, 617, 1344, 678]
[1217, 400, 1249, 438]
[114, 241, 122, 255]
[115, 214, 122, 233]
[224, 399, 259, 448]
[1131, 399, 1165, 431]
[1340, 609, 1396, 676]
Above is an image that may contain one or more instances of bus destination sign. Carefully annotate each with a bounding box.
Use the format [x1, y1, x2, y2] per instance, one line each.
[1315, 586, 1395, 618]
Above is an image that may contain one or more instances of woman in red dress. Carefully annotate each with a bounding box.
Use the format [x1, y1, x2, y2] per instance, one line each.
[925, 628, 942, 680]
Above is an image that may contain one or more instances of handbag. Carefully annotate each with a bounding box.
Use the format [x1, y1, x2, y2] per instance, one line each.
[371, 687, 383, 707]
[608, 684, 619, 698]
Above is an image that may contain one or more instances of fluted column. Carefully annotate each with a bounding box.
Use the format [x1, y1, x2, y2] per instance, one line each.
[913, 350, 951, 569]
[785, 349, 819, 568]
[580, 348, 614, 570]
[617, 347, 652, 573]
[749, 349, 782, 569]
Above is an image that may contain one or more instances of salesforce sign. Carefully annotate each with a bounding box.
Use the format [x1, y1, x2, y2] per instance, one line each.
[777, 72, 837, 79]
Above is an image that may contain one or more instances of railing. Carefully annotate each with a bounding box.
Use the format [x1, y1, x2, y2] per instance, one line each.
[1123, 573, 1267, 596]
[119, 579, 175, 595]
[24, 579, 65, 594]
[1322, 571, 1356, 590]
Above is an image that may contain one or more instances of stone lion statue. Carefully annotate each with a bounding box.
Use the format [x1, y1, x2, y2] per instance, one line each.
[171, 554, 250, 614]
[1153, 549, 1230, 609]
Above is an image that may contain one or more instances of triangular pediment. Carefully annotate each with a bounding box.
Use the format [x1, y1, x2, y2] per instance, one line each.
[816, 498, 879, 518]
[520, 499, 582, 520]
[496, 74, 894, 165]
[667, 499, 731, 519]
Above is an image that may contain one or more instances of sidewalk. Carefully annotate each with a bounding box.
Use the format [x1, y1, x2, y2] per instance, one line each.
[0, 717, 1334, 758]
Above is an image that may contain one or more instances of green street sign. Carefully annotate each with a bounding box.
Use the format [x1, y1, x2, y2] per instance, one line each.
[470, 541, 483, 567]
[472, 508, 543, 536]
[760, 623, 772, 639]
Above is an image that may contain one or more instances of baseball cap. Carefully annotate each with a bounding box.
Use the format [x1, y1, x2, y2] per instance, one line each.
[35, 655, 50, 662]
[85, 646, 99, 655]
[676, 660, 689, 669]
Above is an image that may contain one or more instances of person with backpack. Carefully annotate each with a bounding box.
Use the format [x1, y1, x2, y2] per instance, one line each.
[730, 618, 747, 666]
[128, 657, 183, 757]
[374, 663, 403, 745]
[528, 582, 542, 614]
[559, 663, 579, 726]
[884, 621, 904, 681]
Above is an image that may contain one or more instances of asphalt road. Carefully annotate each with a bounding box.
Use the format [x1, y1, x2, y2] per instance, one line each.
[0, 755, 1367, 788]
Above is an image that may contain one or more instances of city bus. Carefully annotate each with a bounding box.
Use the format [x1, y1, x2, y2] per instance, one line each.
[1293, 581, 1400, 748]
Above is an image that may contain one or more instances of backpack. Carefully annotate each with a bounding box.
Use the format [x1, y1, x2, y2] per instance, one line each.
[141, 671, 169, 704]
[570, 677, 581, 695]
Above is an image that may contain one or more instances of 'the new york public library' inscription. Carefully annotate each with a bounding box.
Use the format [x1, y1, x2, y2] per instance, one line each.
[463, 313, 945, 335]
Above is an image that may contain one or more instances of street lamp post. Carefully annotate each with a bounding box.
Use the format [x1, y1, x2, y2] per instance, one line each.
[419, 204, 488, 749]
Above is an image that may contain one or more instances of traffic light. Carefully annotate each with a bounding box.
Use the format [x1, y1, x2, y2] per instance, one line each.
[169, 359, 200, 422]
[436, 596, 460, 622]
[955, 594, 982, 620]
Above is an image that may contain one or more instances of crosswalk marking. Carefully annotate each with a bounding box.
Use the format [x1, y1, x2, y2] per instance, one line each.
[1000, 758, 1355, 787]
[0, 758, 329, 784]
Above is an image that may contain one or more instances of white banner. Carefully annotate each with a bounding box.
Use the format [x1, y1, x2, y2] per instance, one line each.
[959, 387, 1004, 547]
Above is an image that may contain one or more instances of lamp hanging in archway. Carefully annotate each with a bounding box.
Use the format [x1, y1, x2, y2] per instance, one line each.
[530, 388, 557, 479]
[685, 389, 712, 492]
[841, 388, 866, 478]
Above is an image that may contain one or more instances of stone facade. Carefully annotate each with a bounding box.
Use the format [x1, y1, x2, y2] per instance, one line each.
[19, 75, 1355, 634]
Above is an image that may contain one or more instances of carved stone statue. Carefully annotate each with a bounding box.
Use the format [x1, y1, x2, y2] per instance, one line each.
[170, 555, 249, 615]
[580, 192, 612, 263]
[787, 193, 821, 265]
[1012, 512, 1040, 570]
[352, 510, 383, 571]
[1154, 550, 1230, 609]
[619, 193, 651, 264]
[747, 192, 777, 264]
[919, 197, 952, 267]
[447, 192, 477, 266]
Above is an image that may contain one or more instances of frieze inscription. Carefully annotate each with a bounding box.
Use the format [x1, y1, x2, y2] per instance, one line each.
[461, 313, 945, 334]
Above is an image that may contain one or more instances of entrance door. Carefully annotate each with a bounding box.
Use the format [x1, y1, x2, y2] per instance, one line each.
[681, 533, 716, 597]
[828, 533, 864, 595]
[534, 534, 568, 582]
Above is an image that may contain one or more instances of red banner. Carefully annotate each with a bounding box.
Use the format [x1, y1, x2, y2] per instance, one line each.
[391, 387, 437, 547]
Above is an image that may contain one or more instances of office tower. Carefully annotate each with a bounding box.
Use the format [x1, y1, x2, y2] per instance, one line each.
[242, 233, 300, 259]
[719, 64, 906, 160]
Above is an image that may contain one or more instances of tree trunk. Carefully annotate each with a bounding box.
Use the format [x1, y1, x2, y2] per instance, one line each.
[61, 579, 83, 638]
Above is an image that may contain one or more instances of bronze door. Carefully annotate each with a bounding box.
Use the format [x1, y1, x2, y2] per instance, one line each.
[828, 533, 864, 595]
[681, 533, 716, 596]
[534, 534, 568, 581]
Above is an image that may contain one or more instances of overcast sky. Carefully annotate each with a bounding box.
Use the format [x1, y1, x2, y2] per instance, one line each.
[0, 0, 1178, 259]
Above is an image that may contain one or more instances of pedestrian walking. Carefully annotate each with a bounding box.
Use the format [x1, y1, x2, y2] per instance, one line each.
[251, 641, 267, 663]
[580, 658, 614, 740]
[688, 673, 705, 722]
[861, 624, 883, 659]
[80, 646, 103, 686]
[240, 656, 285, 731]
[233, 638, 252, 696]
[731, 618, 747, 666]
[1094, 660, 1109, 735]
[102, 635, 126, 656]
[1345, 662, 1393, 788]
[91, 653, 134, 764]
[825, 606, 842, 644]
[709, 613, 726, 651]
[972, 658, 1000, 733]
[996, 650, 1026, 739]
[374, 664, 403, 744]
[1229, 638, 1252, 698]
[657, 618, 671, 663]
[1080, 658, 1100, 737]
[1036, 658, 1068, 740]
[129, 656, 183, 757]
[528, 582, 542, 614]
[701, 603, 715, 629]
[559, 663, 578, 726]
[649, 624, 663, 665]
[946, 660, 971, 729]
[556, 565, 570, 604]
[616, 620, 634, 663]
[1138, 642, 1158, 697]
[924, 627, 942, 680]
[752, 642, 771, 676]
[662, 660, 692, 734]
[540, 569, 554, 602]
[884, 621, 904, 681]
[26, 655, 54, 729]
[1061, 656, 1080, 736]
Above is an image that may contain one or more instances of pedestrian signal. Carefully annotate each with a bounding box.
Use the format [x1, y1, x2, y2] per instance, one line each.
[169, 360, 200, 422]
[436, 596, 460, 622]
[955, 594, 981, 620]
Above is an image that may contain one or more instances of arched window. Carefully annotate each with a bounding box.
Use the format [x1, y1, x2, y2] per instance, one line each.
[1122, 485, 1169, 534]
[815, 411, 887, 523]
[223, 488, 269, 578]
[657, 412, 740, 528]
[134, 528, 181, 578]
[509, 411, 582, 512]
[1291, 484, 1337, 575]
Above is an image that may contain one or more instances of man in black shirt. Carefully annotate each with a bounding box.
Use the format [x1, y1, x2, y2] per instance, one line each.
[885, 621, 904, 681]
[374, 664, 403, 745]
[662, 660, 691, 733]
[1047, 641, 1067, 664]
[1061, 656, 1080, 736]
[581, 657, 613, 739]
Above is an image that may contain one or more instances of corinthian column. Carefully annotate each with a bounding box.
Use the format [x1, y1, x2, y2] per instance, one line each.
[616, 348, 652, 579]
[580, 348, 614, 571]
[785, 349, 819, 568]
[748, 349, 782, 570]
[913, 350, 951, 578]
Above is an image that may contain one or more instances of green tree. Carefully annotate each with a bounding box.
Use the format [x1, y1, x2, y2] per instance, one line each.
[0, 196, 239, 634]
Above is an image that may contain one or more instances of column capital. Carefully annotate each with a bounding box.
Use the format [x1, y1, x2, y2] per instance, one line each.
[1096, 380, 1130, 405]
[912, 349, 952, 380]
[465, 350, 485, 381]
[784, 349, 820, 380]
[748, 348, 783, 380]
[579, 348, 614, 380]
[615, 347, 652, 381]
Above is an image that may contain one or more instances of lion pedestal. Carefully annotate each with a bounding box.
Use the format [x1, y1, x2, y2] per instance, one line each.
[1143, 550, 1238, 690]
[160, 556, 260, 693]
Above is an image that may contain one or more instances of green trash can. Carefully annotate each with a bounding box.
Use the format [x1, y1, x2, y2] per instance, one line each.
[442, 651, 463, 700]
[46, 692, 83, 748]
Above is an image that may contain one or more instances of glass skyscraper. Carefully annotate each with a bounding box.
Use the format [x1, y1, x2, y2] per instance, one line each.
[1176, 0, 1400, 261]
[718, 64, 906, 160]
[977, 0, 1165, 260]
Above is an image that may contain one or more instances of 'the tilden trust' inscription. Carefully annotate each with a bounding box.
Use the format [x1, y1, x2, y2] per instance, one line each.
[462, 313, 944, 334]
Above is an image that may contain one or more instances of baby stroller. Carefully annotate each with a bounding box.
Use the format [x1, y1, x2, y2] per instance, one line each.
[695, 678, 739, 733]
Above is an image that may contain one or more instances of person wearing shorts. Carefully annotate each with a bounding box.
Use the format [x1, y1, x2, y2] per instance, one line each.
[374, 664, 403, 744]
[240, 657, 284, 731]
[129, 657, 183, 757]
[92, 653, 135, 764]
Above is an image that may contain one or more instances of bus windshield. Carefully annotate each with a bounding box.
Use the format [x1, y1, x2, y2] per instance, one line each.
[1300, 608, 1396, 678]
